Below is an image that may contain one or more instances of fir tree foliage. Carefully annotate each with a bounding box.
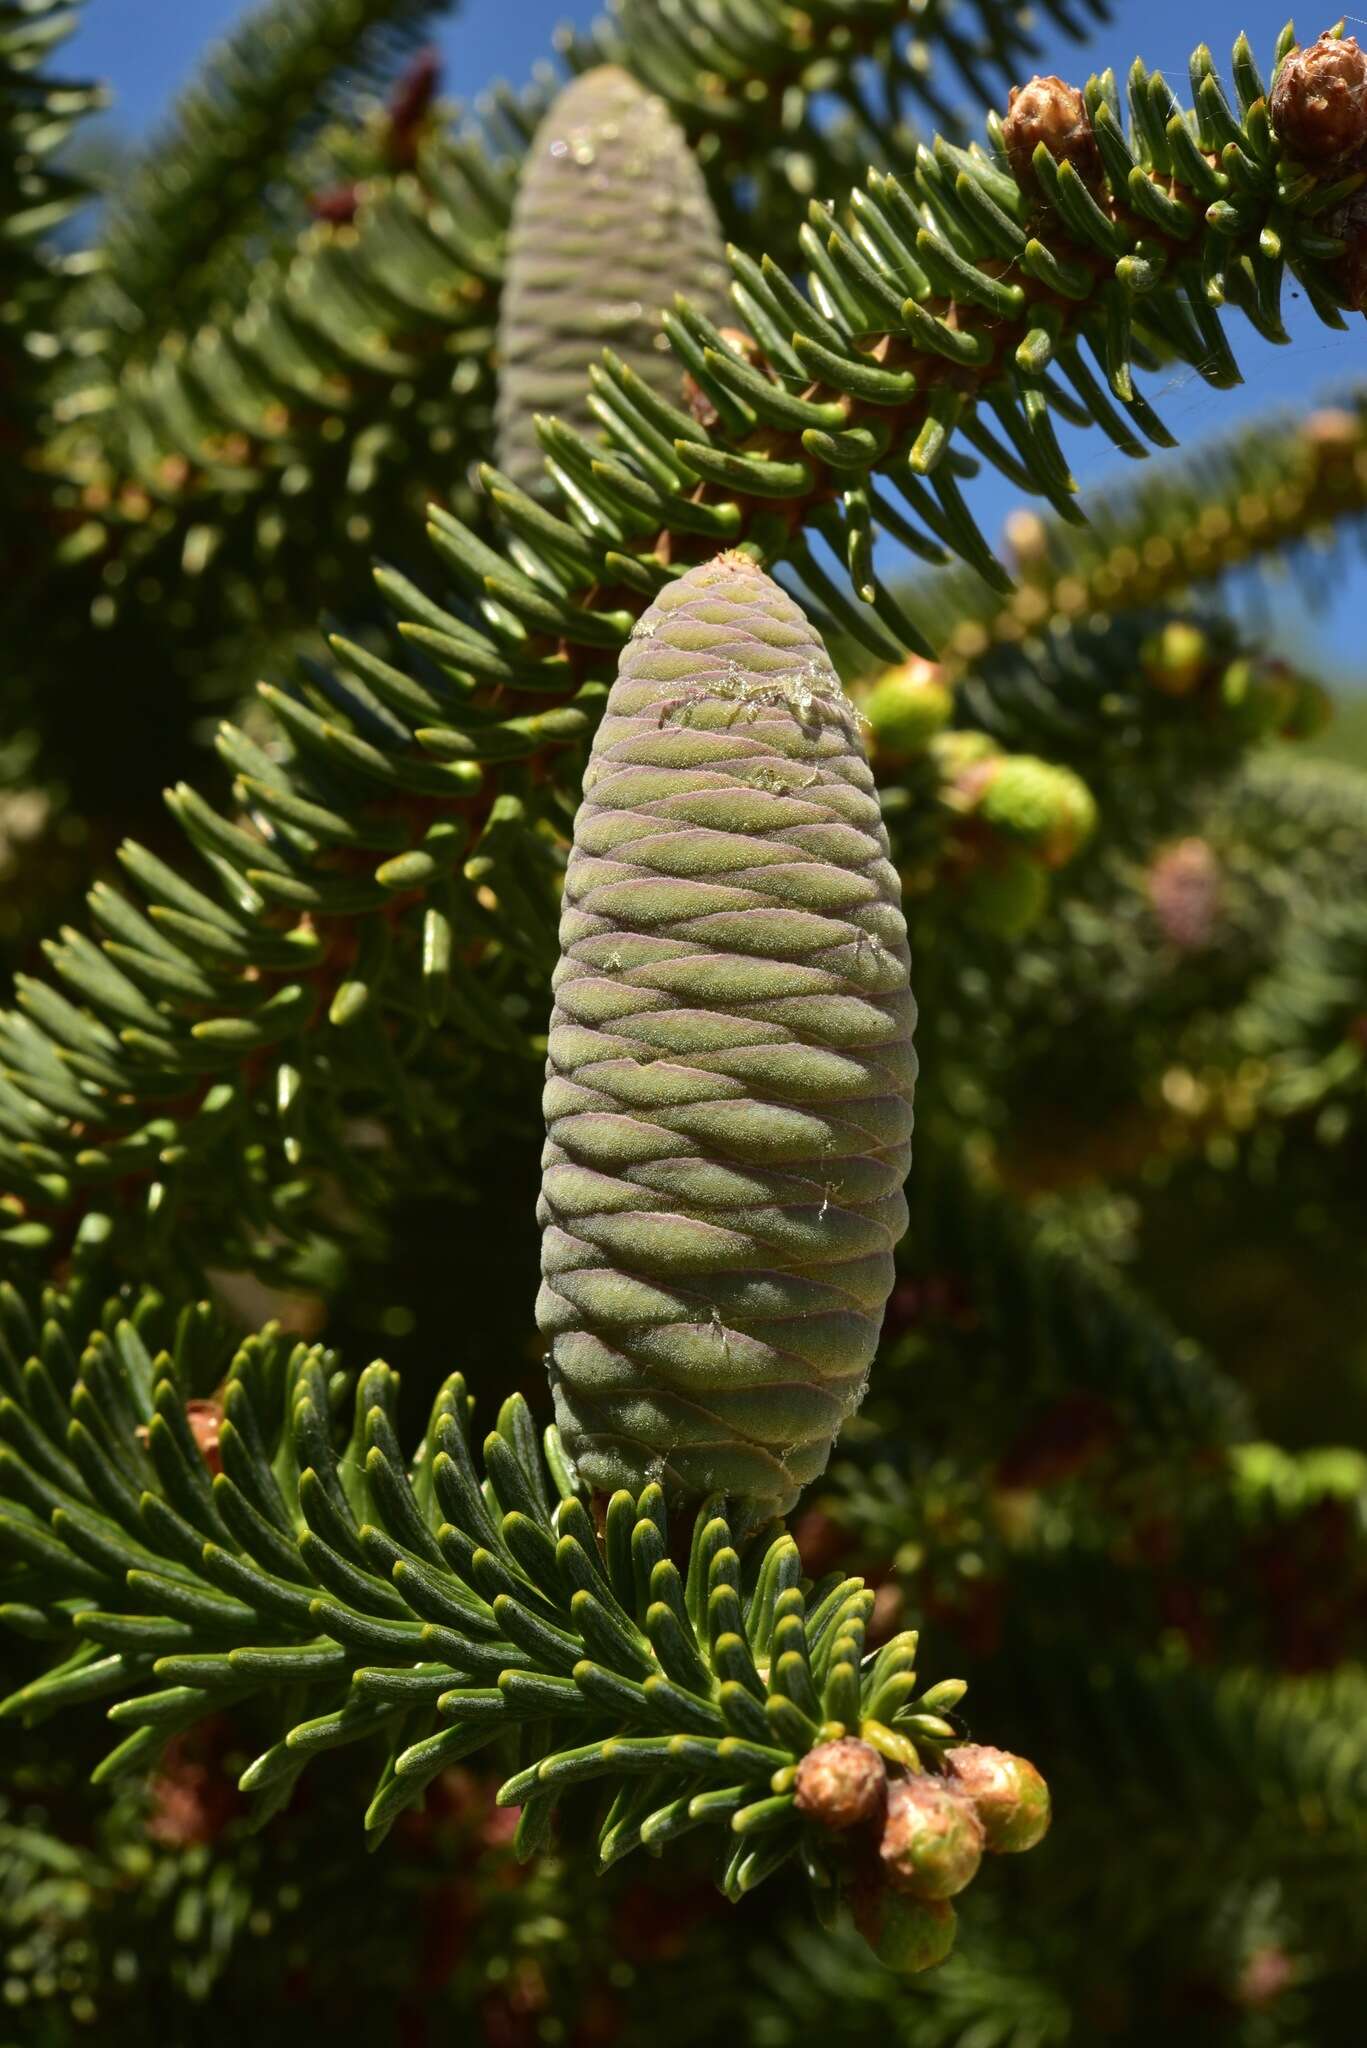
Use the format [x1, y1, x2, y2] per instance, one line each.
[0, 0, 1366, 2032]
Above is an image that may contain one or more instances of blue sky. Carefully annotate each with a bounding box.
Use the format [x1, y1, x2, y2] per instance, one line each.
[68, 1, 1366, 676]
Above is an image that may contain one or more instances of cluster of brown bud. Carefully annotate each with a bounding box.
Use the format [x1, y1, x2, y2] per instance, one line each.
[793, 1738, 1050, 1975]
[1139, 621, 1331, 739]
[999, 36, 1367, 323]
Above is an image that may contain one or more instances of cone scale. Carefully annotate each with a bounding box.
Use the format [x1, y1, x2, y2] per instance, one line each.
[538, 553, 917, 1518]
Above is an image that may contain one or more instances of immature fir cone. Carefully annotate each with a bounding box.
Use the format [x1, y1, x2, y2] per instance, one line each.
[538, 554, 917, 1516]
[794, 1739, 887, 1829]
[495, 66, 729, 491]
[1001, 74, 1100, 188]
[1270, 33, 1367, 164]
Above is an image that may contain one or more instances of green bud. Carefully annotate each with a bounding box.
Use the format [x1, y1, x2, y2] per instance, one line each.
[1140, 621, 1211, 697]
[961, 853, 1051, 939]
[976, 757, 1097, 868]
[944, 1744, 1052, 1853]
[863, 659, 954, 761]
[1219, 657, 1297, 738]
[851, 1884, 957, 1975]
[878, 1775, 984, 1899]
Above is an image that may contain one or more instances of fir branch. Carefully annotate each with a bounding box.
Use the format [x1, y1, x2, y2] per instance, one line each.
[0, 1280, 1045, 1928]
[912, 389, 1367, 672]
[44, 119, 519, 667]
[868, 1143, 1251, 1456]
[560, 0, 1110, 236]
[88, 0, 459, 366]
[1234, 892, 1367, 1120]
[1, 0, 103, 535]
[867, 609, 1325, 859]
[401, 25, 1366, 691]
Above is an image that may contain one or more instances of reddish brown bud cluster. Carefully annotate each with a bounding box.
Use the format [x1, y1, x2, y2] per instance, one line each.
[793, 1738, 1050, 1976]
[1270, 33, 1367, 164]
[1001, 74, 1100, 188]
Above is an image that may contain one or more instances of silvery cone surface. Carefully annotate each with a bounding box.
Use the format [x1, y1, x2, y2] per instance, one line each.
[538, 553, 917, 1520]
[495, 64, 729, 492]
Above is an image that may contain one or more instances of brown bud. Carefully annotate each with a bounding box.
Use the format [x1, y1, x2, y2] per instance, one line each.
[186, 1399, 225, 1476]
[136, 1397, 224, 1476]
[944, 1744, 1052, 1853]
[309, 184, 361, 225]
[879, 1775, 984, 1898]
[793, 1738, 887, 1830]
[851, 1882, 957, 1976]
[1302, 406, 1361, 450]
[1002, 75, 1100, 189]
[1270, 34, 1367, 164]
[1146, 838, 1222, 954]
[386, 46, 441, 161]
[1004, 508, 1050, 570]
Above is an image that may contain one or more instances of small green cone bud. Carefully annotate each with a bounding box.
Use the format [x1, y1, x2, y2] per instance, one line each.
[851, 1883, 957, 1975]
[961, 853, 1050, 939]
[863, 659, 953, 763]
[944, 1745, 1052, 1854]
[794, 1738, 887, 1830]
[1001, 74, 1100, 188]
[1141, 621, 1211, 698]
[878, 1775, 984, 1899]
[496, 67, 729, 491]
[934, 729, 998, 782]
[1220, 657, 1297, 738]
[976, 758, 1097, 868]
[1270, 33, 1367, 164]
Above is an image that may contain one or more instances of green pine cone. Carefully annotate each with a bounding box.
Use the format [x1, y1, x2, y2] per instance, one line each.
[538, 552, 917, 1518]
[495, 65, 729, 492]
